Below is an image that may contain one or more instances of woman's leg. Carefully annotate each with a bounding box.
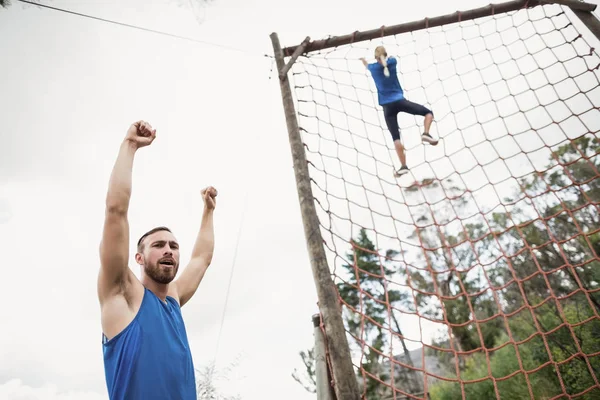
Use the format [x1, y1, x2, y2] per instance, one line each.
[393, 140, 407, 169]
[397, 99, 437, 145]
[383, 102, 409, 175]
[424, 113, 433, 135]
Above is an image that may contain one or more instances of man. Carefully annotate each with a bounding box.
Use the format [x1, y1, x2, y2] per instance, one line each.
[98, 120, 217, 400]
[361, 45, 438, 177]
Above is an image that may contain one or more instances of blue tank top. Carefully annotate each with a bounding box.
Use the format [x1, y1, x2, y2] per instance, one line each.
[102, 288, 196, 400]
[368, 56, 404, 105]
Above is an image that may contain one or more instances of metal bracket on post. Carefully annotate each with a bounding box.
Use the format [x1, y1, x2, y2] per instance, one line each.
[279, 36, 311, 80]
[313, 314, 337, 400]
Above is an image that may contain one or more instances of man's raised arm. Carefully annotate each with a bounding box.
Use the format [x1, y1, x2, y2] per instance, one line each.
[98, 121, 156, 303]
[175, 187, 217, 307]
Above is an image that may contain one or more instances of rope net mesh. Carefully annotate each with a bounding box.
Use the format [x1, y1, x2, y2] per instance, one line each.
[287, 3, 600, 399]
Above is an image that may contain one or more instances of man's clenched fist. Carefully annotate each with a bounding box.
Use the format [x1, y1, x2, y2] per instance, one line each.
[126, 121, 156, 149]
[201, 187, 217, 211]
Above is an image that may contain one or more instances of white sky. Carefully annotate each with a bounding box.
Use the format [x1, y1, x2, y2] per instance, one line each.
[1, 0, 599, 399]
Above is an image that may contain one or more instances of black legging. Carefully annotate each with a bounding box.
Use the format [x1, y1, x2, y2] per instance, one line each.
[382, 98, 433, 141]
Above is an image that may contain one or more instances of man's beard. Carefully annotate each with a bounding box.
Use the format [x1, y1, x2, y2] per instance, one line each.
[145, 260, 178, 284]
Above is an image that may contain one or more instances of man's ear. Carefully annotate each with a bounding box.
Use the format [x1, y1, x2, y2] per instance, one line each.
[135, 252, 144, 265]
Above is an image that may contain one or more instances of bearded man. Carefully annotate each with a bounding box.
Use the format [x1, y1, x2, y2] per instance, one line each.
[97, 120, 217, 400]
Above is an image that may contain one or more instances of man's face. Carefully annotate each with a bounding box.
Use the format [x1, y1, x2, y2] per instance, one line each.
[137, 230, 181, 284]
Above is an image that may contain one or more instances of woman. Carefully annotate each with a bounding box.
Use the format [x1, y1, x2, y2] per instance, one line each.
[361, 46, 438, 177]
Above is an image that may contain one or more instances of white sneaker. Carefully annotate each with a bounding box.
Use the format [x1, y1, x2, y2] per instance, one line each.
[421, 133, 438, 145]
[394, 165, 409, 177]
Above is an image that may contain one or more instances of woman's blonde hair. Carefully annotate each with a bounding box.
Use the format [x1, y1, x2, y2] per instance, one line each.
[374, 46, 390, 77]
[374, 46, 387, 59]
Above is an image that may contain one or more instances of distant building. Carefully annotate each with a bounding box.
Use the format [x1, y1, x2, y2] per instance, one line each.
[371, 347, 454, 400]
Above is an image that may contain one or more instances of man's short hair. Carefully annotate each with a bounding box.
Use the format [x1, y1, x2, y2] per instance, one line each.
[137, 226, 172, 252]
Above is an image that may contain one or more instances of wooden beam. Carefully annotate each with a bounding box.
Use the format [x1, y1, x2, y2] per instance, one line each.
[282, 0, 597, 55]
[280, 36, 310, 79]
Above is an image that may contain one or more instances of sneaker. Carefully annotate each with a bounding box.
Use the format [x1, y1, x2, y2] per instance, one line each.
[394, 165, 409, 177]
[421, 133, 439, 145]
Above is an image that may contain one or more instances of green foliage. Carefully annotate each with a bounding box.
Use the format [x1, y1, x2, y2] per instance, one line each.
[293, 229, 419, 396]
[407, 181, 505, 354]
[293, 136, 600, 397]
[430, 301, 600, 400]
[429, 333, 561, 400]
[291, 347, 317, 393]
[196, 360, 241, 400]
[337, 229, 404, 337]
[336, 228, 404, 398]
[429, 136, 600, 399]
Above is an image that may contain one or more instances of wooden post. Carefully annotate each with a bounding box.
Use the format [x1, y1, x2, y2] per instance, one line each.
[313, 314, 336, 400]
[270, 31, 361, 400]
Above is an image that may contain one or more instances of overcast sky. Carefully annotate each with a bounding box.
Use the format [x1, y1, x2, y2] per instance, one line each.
[1, 0, 599, 399]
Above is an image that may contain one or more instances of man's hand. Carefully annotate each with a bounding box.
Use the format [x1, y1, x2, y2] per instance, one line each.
[125, 120, 156, 149]
[201, 186, 217, 210]
[175, 186, 217, 307]
[360, 57, 368, 68]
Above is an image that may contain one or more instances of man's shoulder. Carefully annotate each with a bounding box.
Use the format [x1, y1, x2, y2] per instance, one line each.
[99, 273, 146, 340]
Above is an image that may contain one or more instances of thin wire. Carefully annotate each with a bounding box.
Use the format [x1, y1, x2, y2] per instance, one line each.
[213, 191, 247, 364]
[16, 0, 272, 58]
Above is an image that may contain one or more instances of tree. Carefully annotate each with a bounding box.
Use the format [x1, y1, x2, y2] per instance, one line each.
[1, 0, 42, 8]
[171, 0, 214, 25]
[196, 360, 241, 400]
[430, 297, 600, 400]
[485, 136, 600, 398]
[293, 229, 423, 397]
[293, 136, 600, 398]
[291, 347, 317, 393]
[0, 1, 214, 10]
[429, 333, 563, 399]
[337, 228, 423, 396]
[172, 0, 213, 5]
[519, 136, 600, 311]
[429, 136, 600, 399]
[404, 178, 505, 356]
